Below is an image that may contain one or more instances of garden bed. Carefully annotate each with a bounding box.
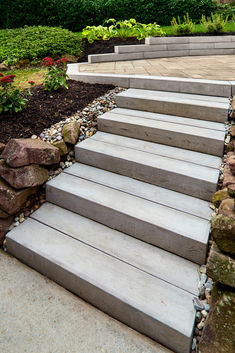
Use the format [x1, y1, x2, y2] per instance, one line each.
[0, 80, 114, 144]
[78, 37, 144, 62]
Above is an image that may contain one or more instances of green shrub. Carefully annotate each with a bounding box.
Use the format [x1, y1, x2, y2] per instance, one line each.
[171, 13, 194, 35]
[201, 13, 228, 33]
[82, 19, 164, 43]
[0, 0, 217, 31]
[0, 26, 82, 66]
[216, 3, 235, 21]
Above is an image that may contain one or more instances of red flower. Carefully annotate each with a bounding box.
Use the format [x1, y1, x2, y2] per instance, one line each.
[41, 57, 55, 66]
[28, 81, 35, 85]
[0, 75, 15, 84]
[0, 73, 3, 77]
[56, 58, 68, 64]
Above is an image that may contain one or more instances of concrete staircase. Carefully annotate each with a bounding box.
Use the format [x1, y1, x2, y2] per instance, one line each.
[88, 35, 235, 63]
[6, 79, 228, 353]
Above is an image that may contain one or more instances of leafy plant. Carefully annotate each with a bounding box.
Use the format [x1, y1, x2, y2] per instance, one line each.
[216, 3, 235, 21]
[171, 13, 194, 35]
[0, 0, 217, 31]
[41, 57, 68, 91]
[0, 73, 28, 114]
[82, 18, 164, 43]
[201, 13, 228, 33]
[0, 26, 82, 66]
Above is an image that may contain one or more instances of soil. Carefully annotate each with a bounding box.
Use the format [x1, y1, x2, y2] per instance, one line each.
[0, 80, 114, 144]
[78, 37, 144, 62]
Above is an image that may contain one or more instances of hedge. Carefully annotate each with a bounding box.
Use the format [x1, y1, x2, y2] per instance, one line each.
[0, 0, 217, 31]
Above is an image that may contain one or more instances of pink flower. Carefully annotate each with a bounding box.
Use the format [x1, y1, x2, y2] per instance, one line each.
[28, 81, 35, 85]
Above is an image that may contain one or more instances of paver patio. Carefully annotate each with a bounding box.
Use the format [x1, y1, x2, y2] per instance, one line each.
[78, 55, 235, 80]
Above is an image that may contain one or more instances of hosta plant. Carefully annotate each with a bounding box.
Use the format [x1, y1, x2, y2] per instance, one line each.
[41, 57, 68, 91]
[0, 73, 28, 114]
[82, 18, 164, 43]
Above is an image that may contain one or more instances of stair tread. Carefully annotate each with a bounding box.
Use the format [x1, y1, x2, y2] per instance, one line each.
[112, 108, 225, 131]
[99, 111, 225, 139]
[117, 88, 229, 106]
[65, 163, 212, 220]
[6, 217, 195, 353]
[78, 133, 219, 180]
[31, 202, 199, 295]
[90, 132, 221, 169]
[46, 172, 210, 263]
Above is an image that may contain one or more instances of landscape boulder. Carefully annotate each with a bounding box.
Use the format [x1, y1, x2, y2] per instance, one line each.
[63, 121, 80, 145]
[52, 140, 68, 156]
[0, 208, 10, 219]
[0, 160, 49, 189]
[227, 155, 235, 175]
[211, 215, 235, 255]
[0, 63, 9, 71]
[0, 216, 14, 246]
[212, 188, 229, 207]
[1, 138, 60, 167]
[199, 290, 235, 353]
[218, 198, 235, 219]
[223, 165, 235, 188]
[0, 143, 5, 153]
[230, 125, 235, 137]
[207, 242, 235, 288]
[0, 178, 38, 215]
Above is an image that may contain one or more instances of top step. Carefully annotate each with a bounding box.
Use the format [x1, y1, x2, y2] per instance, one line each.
[145, 35, 235, 45]
[116, 89, 229, 122]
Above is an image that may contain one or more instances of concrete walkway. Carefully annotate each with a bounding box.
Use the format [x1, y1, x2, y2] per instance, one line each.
[0, 250, 172, 353]
[78, 55, 235, 80]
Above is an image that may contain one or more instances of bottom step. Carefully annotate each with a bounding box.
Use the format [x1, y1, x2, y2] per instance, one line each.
[6, 203, 196, 353]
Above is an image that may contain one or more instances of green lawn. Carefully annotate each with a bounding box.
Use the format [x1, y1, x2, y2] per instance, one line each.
[161, 21, 235, 35]
[3, 67, 47, 89]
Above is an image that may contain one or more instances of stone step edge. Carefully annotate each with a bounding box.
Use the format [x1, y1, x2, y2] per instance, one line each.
[67, 66, 233, 97]
[6, 218, 195, 353]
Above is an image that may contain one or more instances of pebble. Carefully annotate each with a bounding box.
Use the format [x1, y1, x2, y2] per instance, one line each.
[204, 304, 210, 311]
[201, 309, 208, 318]
[192, 338, 197, 350]
[193, 297, 204, 311]
[31, 135, 37, 139]
[196, 312, 202, 322]
[197, 319, 205, 330]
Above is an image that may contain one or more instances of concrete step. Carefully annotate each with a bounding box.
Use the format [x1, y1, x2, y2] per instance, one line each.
[115, 41, 235, 54]
[116, 89, 229, 122]
[6, 206, 196, 353]
[98, 108, 225, 156]
[46, 169, 210, 264]
[67, 65, 232, 97]
[65, 163, 212, 221]
[145, 35, 235, 45]
[75, 132, 220, 201]
[88, 48, 234, 63]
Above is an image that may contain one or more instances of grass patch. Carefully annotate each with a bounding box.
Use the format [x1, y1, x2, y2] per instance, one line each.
[3, 67, 47, 89]
[161, 21, 235, 35]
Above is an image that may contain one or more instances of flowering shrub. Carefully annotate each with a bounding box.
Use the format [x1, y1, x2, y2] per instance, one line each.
[40, 57, 68, 92]
[0, 73, 28, 114]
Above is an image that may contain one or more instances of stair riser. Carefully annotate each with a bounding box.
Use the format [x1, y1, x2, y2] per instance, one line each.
[46, 184, 207, 264]
[75, 147, 217, 201]
[6, 236, 193, 353]
[116, 96, 227, 123]
[98, 117, 224, 156]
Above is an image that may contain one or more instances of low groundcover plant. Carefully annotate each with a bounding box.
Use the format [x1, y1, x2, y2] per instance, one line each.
[0, 73, 28, 114]
[41, 57, 69, 92]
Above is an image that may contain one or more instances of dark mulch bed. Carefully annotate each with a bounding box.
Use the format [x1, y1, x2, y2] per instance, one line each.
[78, 37, 144, 62]
[0, 80, 114, 144]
